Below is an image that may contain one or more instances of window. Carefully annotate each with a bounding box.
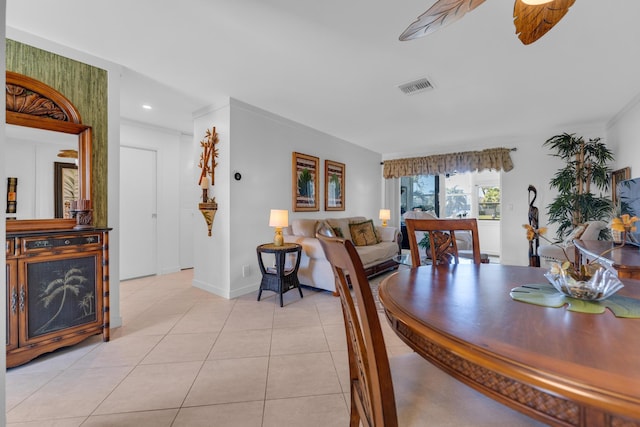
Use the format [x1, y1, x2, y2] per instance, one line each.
[478, 186, 501, 220]
[400, 175, 439, 216]
[444, 174, 472, 218]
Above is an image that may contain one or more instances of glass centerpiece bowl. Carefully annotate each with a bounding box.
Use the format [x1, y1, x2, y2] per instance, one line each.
[544, 263, 624, 301]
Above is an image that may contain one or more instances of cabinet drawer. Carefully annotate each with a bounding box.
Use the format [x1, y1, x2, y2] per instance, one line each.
[21, 233, 102, 254]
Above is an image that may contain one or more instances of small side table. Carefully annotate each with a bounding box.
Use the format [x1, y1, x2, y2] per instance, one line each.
[256, 243, 303, 307]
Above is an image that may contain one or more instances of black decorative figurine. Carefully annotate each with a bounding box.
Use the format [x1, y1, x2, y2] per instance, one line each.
[528, 185, 540, 267]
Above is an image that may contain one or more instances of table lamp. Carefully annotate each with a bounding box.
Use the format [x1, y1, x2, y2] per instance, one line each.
[379, 209, 391, 227]
[269, 209, 288, 246]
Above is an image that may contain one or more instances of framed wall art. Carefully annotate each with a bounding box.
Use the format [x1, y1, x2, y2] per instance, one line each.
[54, 161, 79, 219]
[292, 152, 319, 212]
[325, 160, 345, 211]
[612, 167, 631, 206]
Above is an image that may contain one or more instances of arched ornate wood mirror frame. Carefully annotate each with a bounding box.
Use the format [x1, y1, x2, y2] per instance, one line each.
[5, 71, 92, 232]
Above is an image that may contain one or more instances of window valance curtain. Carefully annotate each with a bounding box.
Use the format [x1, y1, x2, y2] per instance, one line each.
[382, 147, 515, 179]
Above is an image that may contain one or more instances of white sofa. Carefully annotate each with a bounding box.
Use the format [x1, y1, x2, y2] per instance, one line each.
[538, 220, 608, 264]
[283, 217, 402, 293]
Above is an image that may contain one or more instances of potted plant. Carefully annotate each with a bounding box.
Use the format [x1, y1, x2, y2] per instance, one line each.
[544, 133, 613, 240]
[418, 232, 430, 258]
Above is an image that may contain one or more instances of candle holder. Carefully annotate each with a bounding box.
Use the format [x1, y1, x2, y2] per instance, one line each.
[70, 199, 93, 230]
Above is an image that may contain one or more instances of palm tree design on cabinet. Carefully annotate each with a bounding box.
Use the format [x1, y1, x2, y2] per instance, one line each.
[34, 267, 93, 336]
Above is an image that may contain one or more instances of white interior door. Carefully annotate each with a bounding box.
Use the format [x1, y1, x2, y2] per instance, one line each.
[120, 146, 157, 280]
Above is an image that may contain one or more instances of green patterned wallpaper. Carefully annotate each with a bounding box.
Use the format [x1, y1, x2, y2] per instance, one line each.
[6, 39, 109, 227]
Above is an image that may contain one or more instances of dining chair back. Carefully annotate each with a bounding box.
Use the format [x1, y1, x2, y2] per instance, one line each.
[318, 235, 398, 426]
[318, 234, 545, 426]
[405, 218, 482, 267]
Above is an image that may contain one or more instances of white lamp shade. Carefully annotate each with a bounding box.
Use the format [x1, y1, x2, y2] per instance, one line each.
[379, 209, 391, 221]
[269, 209, 289, 228]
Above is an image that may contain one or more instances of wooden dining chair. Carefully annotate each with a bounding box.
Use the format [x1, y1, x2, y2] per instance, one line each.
[317, 235, 543, 426]
[405, 218, 482, 267]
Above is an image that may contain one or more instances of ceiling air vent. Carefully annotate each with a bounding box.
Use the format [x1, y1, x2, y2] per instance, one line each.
[398, 77, 434, 95]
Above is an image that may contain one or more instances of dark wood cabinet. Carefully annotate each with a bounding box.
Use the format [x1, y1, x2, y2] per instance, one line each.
[5, 229, 110, 368]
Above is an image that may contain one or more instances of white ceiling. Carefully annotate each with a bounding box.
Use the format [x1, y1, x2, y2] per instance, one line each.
[7, 1, 640, 157]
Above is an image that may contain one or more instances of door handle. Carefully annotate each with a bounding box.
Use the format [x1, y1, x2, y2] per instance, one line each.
[11, 287, 17, 315]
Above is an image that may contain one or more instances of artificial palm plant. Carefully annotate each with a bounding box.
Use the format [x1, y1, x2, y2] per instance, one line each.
[544, 133, 613, 240]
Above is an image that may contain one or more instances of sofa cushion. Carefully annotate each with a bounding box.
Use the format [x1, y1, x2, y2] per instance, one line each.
[377, 226, 396, 242]
[291, 219, 318, 238]
[349, 220, 380, 246]
[356, 241, 399, 267]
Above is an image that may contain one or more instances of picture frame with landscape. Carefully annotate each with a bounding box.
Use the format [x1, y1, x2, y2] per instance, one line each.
[292, 152, 319, 212]
[325, 159, 345, 211]
[54, 161, 78, 219]
[612, 167, 631, 206]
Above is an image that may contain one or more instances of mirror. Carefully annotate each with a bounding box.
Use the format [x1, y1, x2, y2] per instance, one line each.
[6, 125, 79, 220]
[5, 71, 92, 232]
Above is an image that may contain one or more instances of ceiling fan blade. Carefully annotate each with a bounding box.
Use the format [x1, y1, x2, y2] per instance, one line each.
[399, 0, 486, 41]
[514, 0, 576, 45]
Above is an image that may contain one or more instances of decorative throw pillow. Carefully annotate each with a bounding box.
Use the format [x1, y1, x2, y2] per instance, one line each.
[349, 220, 380, 246]
[332, 227, 344, 238]
[315, 220, 336, 238]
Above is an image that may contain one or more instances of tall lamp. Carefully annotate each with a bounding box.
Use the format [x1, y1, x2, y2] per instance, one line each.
[379, 209, 391, 227]
[269, 209, 289, 246]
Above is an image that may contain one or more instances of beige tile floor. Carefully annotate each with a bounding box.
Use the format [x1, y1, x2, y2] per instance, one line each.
[6, 268, 544, 427]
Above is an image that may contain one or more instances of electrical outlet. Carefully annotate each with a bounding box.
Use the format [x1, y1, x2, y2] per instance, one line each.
[242, 265, 251, 277]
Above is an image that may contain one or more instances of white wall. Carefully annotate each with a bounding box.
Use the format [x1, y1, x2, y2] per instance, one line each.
[608, 94, 640, 175]
[193, 98, 382, 298]
[179, 132, 197, 269]
[192, 103, 232, 297]
[120, 121, 184, 276]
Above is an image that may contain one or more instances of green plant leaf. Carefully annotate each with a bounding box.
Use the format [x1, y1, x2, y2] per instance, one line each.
[510, 283, 640, 318]
[543, 133, 614, 239]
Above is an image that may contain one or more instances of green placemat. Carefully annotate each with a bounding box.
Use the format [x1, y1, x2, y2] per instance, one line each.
[510, 283, 640, 318]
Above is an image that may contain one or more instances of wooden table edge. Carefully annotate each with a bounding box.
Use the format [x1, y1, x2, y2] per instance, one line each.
[378, 275, 640, 426]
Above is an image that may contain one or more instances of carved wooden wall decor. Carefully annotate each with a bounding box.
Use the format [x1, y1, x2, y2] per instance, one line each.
[198, 126, 219, 236]
[6, 71, 82, 123]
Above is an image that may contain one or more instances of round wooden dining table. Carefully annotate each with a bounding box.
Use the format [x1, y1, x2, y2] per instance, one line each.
[378, 264, 640, 427]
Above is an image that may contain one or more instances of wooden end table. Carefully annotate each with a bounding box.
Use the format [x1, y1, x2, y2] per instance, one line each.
[256, 243, 303, 307]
